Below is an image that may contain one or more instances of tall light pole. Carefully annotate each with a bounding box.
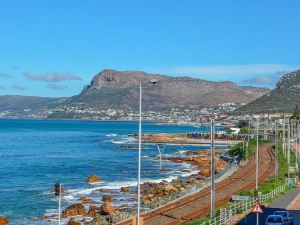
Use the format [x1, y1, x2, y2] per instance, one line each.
[297, 122, 300, 171]
[256, 119, 259, 192]
[283, 116, 286, 158]
[256, 118, 260, 225]
[137, 82, 142, 225]
[288, 119, 291, 182]
[246, 116, 251, 158]
[210, 119, 215, 219]
[275, 120, 278, 180]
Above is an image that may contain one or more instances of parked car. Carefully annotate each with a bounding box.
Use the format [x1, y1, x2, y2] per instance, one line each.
[265, 215, 285, 225]
[274, 211, 293, 225]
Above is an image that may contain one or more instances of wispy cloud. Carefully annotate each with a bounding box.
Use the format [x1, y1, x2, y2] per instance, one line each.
[11, 84, 27, 90]
[23, 72, 82, 82]
[0, 73, 13, 78]
[46, 84, 68, 90]
[242, 71, 286, 86]
[172, 64, 298, 76]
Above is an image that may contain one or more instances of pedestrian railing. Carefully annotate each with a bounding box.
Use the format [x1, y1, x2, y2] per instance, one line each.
[108, 161, 238, 224]
[198, 177, 298, 225]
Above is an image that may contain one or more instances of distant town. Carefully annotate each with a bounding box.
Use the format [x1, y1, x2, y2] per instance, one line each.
[0, 102, 292, 126]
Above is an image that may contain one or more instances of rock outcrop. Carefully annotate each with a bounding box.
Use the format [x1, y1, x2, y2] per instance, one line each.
[79, 196, 95, 204]
[87, 174, 101, 183]
[62, 203, 86, 218]
[99, 202, 116, 215]
[102, 195, 114, 203]
[0, 217, 9, 225]
[67, 219, 81, 225]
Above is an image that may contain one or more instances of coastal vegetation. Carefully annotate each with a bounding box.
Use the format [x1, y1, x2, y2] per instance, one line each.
[184, 140, 298, 225]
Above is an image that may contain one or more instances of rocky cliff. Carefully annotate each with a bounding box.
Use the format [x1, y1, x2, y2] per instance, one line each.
[236, 69, 300, 113]
[67, 69, 269, 111]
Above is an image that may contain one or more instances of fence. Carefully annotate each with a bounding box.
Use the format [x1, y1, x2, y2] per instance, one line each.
[107, 161, 238, 224]
[198, 177, 298, 225]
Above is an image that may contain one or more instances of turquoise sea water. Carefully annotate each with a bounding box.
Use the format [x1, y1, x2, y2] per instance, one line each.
[0, 119, 224, 224]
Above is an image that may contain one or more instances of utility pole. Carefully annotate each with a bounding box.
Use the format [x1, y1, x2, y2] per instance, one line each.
[296, 121, 299, 171]
[288, 119, 290, 183]
[210, 118, 215, 219]
[137, 82, 142, 225]
[256, 119, 260, 225]
[256, 119, 259, 192]
[246, 116, 251, 158]
[297, 122, 300, 173]
[283, 116, 286, 158]
[275, 120, 278, 180]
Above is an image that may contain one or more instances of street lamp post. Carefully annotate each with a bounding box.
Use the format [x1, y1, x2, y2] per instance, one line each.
[210, 119, 215, 219]
[288, 119, 290, 183]
[275, 120, 278, 180]
[255, 119, 260, 225]
[256, 119, 259, 192]
[137, 82, 142, 225]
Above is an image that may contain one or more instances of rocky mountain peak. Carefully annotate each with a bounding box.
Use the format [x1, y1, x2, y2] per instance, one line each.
[88, 69, 168, 90]
[276, 69, 300, 90]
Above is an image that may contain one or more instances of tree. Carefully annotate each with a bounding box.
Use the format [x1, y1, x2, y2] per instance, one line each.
[292, 105, 300, 120]
[237, 120, 249, 128]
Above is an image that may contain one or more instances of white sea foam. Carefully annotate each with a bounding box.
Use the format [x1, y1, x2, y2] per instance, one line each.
[112, 140, 127, 144]
[106, 133, 117, 137]
[178, 150, 188, 154]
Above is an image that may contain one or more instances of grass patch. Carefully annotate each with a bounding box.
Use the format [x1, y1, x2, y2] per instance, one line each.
[184, 141, 299, 225]
[227, 139, 258, 160]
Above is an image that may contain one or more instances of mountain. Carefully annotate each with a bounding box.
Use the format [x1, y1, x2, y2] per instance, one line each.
[65, 69, 269, 111]
[0, 96, 67, 113]
[236, 69, 300, 114]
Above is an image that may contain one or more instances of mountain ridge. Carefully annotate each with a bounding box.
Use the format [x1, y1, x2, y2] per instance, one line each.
[66, 69, 269, 111]
[0, 69, 270, 115]
[236, 69, 300, 113]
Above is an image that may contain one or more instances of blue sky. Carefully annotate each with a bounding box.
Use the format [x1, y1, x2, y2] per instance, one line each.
[0, 0, 300, 97]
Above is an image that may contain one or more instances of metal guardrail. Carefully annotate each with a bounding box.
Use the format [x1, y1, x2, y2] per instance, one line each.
[198, 177, 298, 225]
[107, 161, 238, 224]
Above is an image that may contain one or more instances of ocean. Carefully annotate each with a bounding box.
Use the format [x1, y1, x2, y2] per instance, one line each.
[0, 119, 225, 224]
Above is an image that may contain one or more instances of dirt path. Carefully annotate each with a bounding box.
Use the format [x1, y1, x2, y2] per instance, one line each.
[118, 143, 275, 225]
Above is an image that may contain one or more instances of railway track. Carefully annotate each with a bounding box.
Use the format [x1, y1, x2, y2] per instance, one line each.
[118, 143, 275, 225]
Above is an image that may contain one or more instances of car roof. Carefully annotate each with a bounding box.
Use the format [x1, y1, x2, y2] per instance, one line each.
[274, 211, 287, 213]
[268, 215, 283, 218]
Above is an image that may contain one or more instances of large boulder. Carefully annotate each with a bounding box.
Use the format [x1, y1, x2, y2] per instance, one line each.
[87, 205, 99, 217]
[200, 168, 210, 176]
[87, 174, 101, 183]
[79, 196, 95, 204]
[102, 195, 114, 202]
[99, 202, 116, 215]
[120, 186, 130, 192]
[163, 184, 177, 195]
[0, 217, 8, 225]
[67, 218, 81, 225]
[62, 203, 86, 218]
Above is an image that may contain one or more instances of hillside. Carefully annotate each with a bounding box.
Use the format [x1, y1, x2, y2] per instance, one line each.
[0, 96, 67, 113]
[66, 69, 269, 111]
[236, 69, 300, 113]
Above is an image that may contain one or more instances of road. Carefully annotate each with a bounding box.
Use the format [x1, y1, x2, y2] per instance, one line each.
[238, 188, 300, 225]
[119, 143, 275, 225]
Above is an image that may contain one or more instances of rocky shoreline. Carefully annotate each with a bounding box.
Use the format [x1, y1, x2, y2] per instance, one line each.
[43, 149, 229, 225]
